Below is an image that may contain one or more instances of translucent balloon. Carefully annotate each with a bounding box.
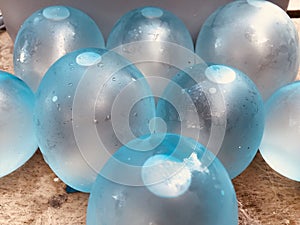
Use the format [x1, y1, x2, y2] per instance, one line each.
[195, 0, 299, 100]
[14, 5, 105, 91]
[34, 48, 155, 192]
[107, 6, 194, 95]
[157, 64, 265, 178]
[87, 133, 238, 225]
[260, 82, 300, 181]
[0, 71, 37, 178]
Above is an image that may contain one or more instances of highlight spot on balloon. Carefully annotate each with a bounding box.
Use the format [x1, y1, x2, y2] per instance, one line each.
[149, 117, 167, 134]
[247, 0, 267, 7]
[43, 6, 70, 21]
[141, 7, 164, 19]
[141, 154, 192, 198]
[205, 65, 236, 84]
[76, 52, 102, 67]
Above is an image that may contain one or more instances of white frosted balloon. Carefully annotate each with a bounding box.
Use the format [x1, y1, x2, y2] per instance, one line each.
[0, 71, 37, 178]
[196, 0, 299, 100]
[260, 81, 300, 181]
[34, 48, 155, 192]
[14, 5, 105, 91]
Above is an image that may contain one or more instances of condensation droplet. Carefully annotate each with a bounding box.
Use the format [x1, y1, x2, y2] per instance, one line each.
[52, 96, 58, 102]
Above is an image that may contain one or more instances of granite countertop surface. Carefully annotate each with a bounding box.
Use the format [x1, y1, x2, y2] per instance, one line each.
[0, 18, 299, 225]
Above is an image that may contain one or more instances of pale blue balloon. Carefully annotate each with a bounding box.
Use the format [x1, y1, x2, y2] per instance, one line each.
[87, 133, 238, 225]
[14, 5, 105, 91]
[34, 48, 155, 192]
[0, 71, 37, 178]
[107, 6, 195, 94]
[195, 0, 299, 100]
[156, 64, 265, 178]
[107, 6, 193, 50]
[260, 81, 300, 181]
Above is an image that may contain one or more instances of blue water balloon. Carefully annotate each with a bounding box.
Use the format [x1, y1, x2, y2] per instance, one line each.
[0, 71, 37, 178]
[157, 64, 265, 178]
[14, 5, 105, 91]
[87, 133, 238, 225]
[107, 6, 195, 94]
[196, 0, 299, 100]
[260, 81, 300, 181]
[34, 48, 155, 192]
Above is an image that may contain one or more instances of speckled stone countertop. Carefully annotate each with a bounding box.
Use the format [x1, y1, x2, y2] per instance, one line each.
[0, 18, 299, 225]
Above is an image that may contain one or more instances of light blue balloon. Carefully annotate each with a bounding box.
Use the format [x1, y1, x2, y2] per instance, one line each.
[14, 5, 105, 91]
[260, 81, 300, 181]
[0, 71, 37, 178]
[195, 0, 299, 100]
[107, 6, 195, 93]
[156, 64, 265, 178]
[107, 6, 193, 50]
[34, 48, 155, 192]
[87, 133, 238, 225]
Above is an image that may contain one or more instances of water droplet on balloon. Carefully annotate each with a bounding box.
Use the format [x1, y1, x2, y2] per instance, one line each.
[52, 96, 58, 102]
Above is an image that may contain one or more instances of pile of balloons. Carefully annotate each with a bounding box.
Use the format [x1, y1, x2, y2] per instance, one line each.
[0, 1, 299, 224]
